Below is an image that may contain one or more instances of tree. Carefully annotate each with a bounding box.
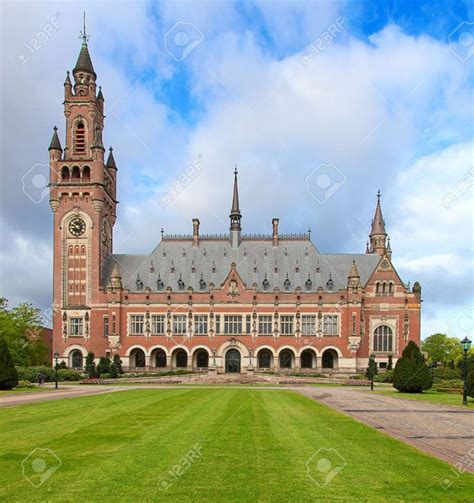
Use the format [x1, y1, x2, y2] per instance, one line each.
[0, 298, 49, 366]
[110, 354, 124, 378]
[85, 352, 97, 378]
[96, 356, 111, 376]
[393, 341, 433, 393]
[421, 333, 462, 366]
[365, 358, 378, 381]
[0, 334, 19, 390]
[387, 354, 393, 371]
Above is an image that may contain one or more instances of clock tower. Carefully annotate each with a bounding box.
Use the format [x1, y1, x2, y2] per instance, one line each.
[49, 25, 117, 349]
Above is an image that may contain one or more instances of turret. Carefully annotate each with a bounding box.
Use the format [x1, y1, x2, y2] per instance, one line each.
[369, 190, 388, 256]
[348, 260, 361, 289]
[108, 262, 122, 289]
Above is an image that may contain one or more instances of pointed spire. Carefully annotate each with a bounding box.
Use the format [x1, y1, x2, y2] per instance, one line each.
[106, 147, 117, 170]
[73, 13, 96, 77]
[97, 86, 104, 100]
[108, 262, 122, 289]
[229, 165, 242, 237]
[366, 240, 370, 254]
[231, 165, 240, 214]
[348, 260, 360, 278]
[48, 126, 62, 151]
[371, 189, 386, 236]
[64, 71, 71, 86]
[387, 236, 391, 252]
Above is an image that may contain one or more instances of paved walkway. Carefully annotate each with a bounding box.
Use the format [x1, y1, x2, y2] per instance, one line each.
[298, 387, 474, 473]
[2, 384, 473, 472]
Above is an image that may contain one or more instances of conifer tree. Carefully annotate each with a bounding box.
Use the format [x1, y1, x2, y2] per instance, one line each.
[0, 334, 19, 390]
[393, 341, 432, 393]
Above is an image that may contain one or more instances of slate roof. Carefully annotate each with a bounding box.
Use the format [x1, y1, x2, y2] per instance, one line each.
[103, 237, 381, 293]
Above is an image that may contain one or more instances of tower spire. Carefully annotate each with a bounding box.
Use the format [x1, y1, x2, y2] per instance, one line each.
[369, 189, 387, 255]
[229, 165, 242, 248]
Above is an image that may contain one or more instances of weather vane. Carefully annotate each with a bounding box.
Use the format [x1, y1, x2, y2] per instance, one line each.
[79, 12, 90, 44]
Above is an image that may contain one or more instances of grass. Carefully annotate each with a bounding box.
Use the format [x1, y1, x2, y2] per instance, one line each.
[0, 387, 53, 396]
[0, 389, 473, 502]
[374, 387, 474, 407]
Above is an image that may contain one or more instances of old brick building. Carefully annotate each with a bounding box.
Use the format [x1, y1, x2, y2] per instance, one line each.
[49, 35, 422, 374]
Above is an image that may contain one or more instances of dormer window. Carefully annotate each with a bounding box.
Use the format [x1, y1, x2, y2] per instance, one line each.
[156, 275, 164, 291]
[284, 274, 291, 291]
[305, 275, 312, 291]
[199, 274, 206, 291]
[262, 275, 270, 291]
[74, 121, 86, 155]
[326, 274, 334, 291]
[136, 274, 143, 291]
[177, 274, 185, 290]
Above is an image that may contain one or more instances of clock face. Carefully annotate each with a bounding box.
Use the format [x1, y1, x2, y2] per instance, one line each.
[69, 217, 86, 237]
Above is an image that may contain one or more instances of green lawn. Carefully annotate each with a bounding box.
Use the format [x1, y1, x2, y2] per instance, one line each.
[0, 387, 52, 396]
[374, 387, 474, 407]
[0, 389, 473, 502]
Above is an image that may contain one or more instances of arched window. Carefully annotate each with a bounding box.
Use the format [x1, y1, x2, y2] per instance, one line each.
[155, 349, 166, 368]
[71, 350, 83, 369]
[82, 166, 90, 182]
[131, 348, 146, 368]
[61, 166, 70, 182]
[71, 166, 80, 181]
[175, 350, 188, 368]
[279, 349, 293, 369]
[388, 282, 393, 295]
[382, 282, 386, 294]
[258, 350, 271, 369]
[376, 282, 380, 294]
[195, 350, 209, 368]
[74, 122, 86, 154]
[322, 349, 337, 369]
[373, 325, 393, 352]
[301, 349, 315, 369]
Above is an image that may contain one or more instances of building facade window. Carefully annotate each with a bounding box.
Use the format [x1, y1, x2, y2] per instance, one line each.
[258, 315, 272, 335]
[301, 315, 316, 336]
[152, 315, 165, 335]
[173, 315, 187, 335]
[69, 317, 83, 336]
[215, 315, 220, 335]
[71, 350, 83, 369]
[246, 315, 251, 334]
[373, 325, 393, 352]
[103, 316, 109, 337]
[224, 315, 242, 335]
[323, 315, 338, 336]
[194, 315, 208, 335]
[130, 315, 144, 335]
[280, 315, 294, 335]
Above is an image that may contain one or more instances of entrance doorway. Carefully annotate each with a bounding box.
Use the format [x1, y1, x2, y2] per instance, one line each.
[225, 349, 241, 373]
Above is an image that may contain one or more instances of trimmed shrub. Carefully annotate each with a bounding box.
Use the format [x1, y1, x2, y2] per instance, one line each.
[393, 341, 433, 393]
[374, 370, 394, 383]
[97, 356, 111, 377]
[112, 354, 124, 375]
[387, 355, 393, 371]
[85, 352, 97, 378]
[467, 370, 474, 398]
[16, 380, 35, 388]
[0, 335, 19, 390]
[433, 367, 461, 382]
[433, 379, 464, 390]
[57, 368, 82, 381]
[16, 366, 55, 382]
[365, 358, 378, 381]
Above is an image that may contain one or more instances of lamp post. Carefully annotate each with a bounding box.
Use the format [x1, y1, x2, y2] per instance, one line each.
[460, 337, 472, 406]
[53, 352, 60, 389]
[369, 353, 376, 391]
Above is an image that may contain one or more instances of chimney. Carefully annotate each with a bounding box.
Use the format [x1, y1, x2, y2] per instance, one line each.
[192, 218, 200, 247]
[272, 218, 279, 247]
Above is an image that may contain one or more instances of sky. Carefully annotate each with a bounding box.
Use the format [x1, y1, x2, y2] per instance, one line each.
[0, 0, 473, 340]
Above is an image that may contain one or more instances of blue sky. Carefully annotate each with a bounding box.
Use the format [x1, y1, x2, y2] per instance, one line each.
[0, 0, 473, 339]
